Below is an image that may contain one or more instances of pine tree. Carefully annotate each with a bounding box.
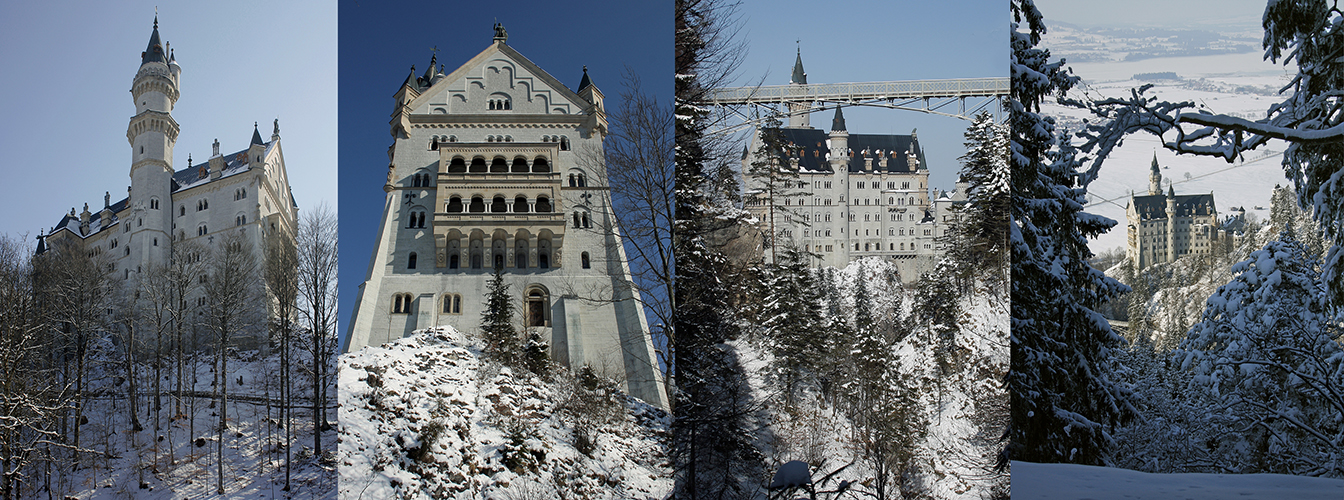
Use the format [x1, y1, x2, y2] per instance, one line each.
[481, 269, 520, 366]
[745, 115, 811, 260]
[1008, 0, 1134, 466]
[760, 246, 828, 403]
[1174, 228, 1344, 476]
[948, 112, 1010, 290]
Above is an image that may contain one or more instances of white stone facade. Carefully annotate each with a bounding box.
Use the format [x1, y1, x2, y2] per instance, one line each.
[344, 29, 667, 409]
[1125, 156, 1226, 268]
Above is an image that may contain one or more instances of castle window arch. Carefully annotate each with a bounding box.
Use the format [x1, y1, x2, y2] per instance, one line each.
[446, 196, 463, 213]
[560, 136, 569, 151]
[531, 157, 550, 173]
[490, 196, 507, 213]
[537, 238, 552, 269]
[468, 196, 486, 213]
[513, 196, 528, 213]
[236, 213, 247, 226]
[448, 157, 468, 173]
[511, 156, 529, 173]
[197, 223, 208, 236]
[149, 197, 160, 210]
[582, 212, 590, 228]
[180, 206, 185, 216]
[469, 156, 487, 173]
[573, 212, 581, 228]
[490, 157, 508, 173]
[535, 196, 552, 213]
[514, 238, 529, 269]
[524, 286, 549, 327]
[442, 293, 462, 314]
[391, 293, 413, 314]
[407, 208, 426, 228]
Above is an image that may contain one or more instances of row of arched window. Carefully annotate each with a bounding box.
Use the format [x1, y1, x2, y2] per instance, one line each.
[444, 195, 552, 213]
[445, 156, 550, 173]
[411, 172, 433, 187]
[567, 173, 587, 187]
[390, 288, 551, 328]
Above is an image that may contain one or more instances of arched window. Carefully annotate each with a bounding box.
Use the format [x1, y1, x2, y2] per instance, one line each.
[494, 253, 504, 270]
[573, 212, 581, 228]
[469, 157, 487, 173]
[442, 294, 462, 314]
[514, 196, 528, 213]
[468, 197, 485, 213]
[449, 254, 460, 269]
[515, 239, 528, 269]
[526, 288, 548, 327]
[581, 252, 590, 269]
[490, 157, 508, 173]
[448, 157, 467, 173]
[535, 197, 551, 213]
[577, 174, 586, 187]
[197, 224, 208, 236]
[408, 253, 417, 270]
[150, 198, 160, 210]
[569, 174, 577, 187]
[582, 213, 590, 228]
[532, 157, 550, 173]
[560, 136, 569, 151]
[512, 157, 529, 173]
[236, 214, 247, 226]
[538, 239, 551, 269]
[490, 196, 507, 213]
[391, 293, 413, 314]
[407, 209, 426, 228]
[446, 197, 463, 212]
[180, 206, 185, 216]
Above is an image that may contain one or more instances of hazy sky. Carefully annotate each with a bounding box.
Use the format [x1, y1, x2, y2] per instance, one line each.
[733, 0, 1008, 192]
[336, 0, 672, 339]
[0, 1, 338, 243]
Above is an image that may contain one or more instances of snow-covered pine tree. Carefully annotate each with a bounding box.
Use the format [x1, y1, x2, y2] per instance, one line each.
[1009, 0, 1134, 466]
[481, 269, 520, 366]
[1174, 227, 1344, 477]
[760, 246, 828, 405]
[948, 111, 1010, 290]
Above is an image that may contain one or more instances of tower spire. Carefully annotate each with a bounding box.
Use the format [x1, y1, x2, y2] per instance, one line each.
[831, 106, 846, 132]
[142, 14, 166, 64]
[790, 45, 807, 85]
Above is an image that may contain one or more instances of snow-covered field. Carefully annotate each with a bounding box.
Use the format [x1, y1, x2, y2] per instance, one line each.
[338, 327, 671, 499]
[1011, 461, 1344, 499]
[1040, 25, 1295, 255]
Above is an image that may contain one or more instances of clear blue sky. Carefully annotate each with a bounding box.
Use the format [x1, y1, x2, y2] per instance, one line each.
[0, 1, 338, 242]
[732, 0, 1008, 192]
[337, 0, 672, 341]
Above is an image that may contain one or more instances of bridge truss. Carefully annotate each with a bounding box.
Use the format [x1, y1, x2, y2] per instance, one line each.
[702, 77, 1010, 136]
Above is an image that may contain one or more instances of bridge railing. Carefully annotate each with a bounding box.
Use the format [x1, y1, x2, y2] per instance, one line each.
[704, 78, 1010, 104]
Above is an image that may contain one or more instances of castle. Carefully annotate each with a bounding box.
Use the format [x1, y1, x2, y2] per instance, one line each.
[343, 25, 667, 409]
[39, 18, 298, 326]
[742, 50, 967, 281]
[1125, 154, 1227, 268]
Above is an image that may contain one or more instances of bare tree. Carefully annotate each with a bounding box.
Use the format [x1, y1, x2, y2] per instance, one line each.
[264, 225, 298, 490]
[295, 203, 338, 457]
[202, 231, 261, 494]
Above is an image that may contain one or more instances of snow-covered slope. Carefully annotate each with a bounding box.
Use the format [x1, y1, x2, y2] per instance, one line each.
[338, 327, 671, 499]
[1011, 461, 1344, 499]
[65, 338, 337, 499]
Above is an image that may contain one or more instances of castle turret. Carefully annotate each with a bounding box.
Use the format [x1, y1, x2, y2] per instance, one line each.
[79, 203, 91, 236]
[576, 66, 607, 136]
[828, 107, 849, 167]
[248, 122, 266, 170]
[127, 15, 178, 268]
[1149, 153, 1162, 195]
[786, 48, 811, 129]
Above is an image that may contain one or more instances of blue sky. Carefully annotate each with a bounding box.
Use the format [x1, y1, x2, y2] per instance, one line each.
[732, 0, 1008, 192]
[0, 1, 338, 241]
[336, 0, 672, 342]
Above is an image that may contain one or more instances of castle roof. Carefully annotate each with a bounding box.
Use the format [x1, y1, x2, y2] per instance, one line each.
[578, 66, 592, 92]
[46, 141, 276, 240]
[791, 48, 807, 85]
[766, 127, 925, 174]
[141, 16, 166, 65]
[1132, 192, 1217, 220]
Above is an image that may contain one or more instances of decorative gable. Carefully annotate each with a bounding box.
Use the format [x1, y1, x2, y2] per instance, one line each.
[412, 44, 588, 117]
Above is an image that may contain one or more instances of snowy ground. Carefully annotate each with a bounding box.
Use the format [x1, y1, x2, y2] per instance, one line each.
[60, 337, 337, 499]
[1040, 25, 1294, 256]
[338, 327, 671, 499]
[1011, 461, 1344, 499]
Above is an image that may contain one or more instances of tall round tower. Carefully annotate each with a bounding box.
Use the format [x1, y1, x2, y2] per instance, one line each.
[126, 16, 179, 269]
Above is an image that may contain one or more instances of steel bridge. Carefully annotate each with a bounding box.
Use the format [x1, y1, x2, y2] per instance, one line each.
[702, 77, 1010, 135]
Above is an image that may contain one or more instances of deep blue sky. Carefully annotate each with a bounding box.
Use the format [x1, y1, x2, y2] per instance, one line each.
[732, 0, 1008, 192]
[0, 1, 338, 241]
[337, 0, 672, 342]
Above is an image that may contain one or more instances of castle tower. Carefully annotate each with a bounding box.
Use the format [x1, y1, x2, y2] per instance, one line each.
[1149, 153, 1161, 196]
[786, 48, 811, 129]
[1166, 185, 1177, 262]
[127, 16, 179, 269]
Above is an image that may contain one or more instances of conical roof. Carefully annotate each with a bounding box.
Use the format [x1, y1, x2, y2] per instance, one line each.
[578, 66, 591, 91]
[251, 122, 264, 145]
[790, 48, 806, 84]
[141, 16, 167, 64]
[831, 106, 846, 132]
